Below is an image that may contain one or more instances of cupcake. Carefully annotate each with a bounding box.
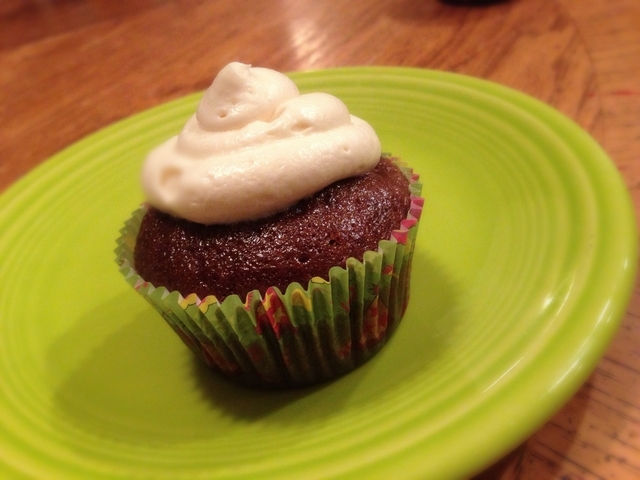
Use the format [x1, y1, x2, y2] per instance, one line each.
[116, 62, 423, 388]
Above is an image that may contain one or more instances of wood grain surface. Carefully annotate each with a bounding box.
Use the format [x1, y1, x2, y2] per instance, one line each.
[1, 0, 639, 478]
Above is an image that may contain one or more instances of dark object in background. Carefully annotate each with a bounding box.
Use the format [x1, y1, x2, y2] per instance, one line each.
[440, 0, 508, 5]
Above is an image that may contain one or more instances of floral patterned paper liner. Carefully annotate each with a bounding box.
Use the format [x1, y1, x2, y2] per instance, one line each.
[115, 160, 423, 388]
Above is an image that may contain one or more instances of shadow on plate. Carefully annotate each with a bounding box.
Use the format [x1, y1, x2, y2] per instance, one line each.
[189, 249, 462, 420]
[50, 249, 459, 446]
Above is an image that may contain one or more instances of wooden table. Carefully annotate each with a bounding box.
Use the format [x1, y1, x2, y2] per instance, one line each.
[1, 0, 638, 477]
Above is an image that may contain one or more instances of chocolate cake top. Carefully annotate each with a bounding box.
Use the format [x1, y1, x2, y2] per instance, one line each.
[134, 157, 411, 301]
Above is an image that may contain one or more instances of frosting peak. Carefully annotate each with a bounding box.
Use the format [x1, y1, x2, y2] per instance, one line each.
[141, 62, 382, 224]
[194, 62, 298, 132]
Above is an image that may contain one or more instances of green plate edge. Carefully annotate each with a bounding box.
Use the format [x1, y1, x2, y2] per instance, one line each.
[0, 66, 636, 479]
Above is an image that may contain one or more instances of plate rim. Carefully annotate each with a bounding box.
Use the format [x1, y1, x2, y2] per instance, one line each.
[0, 66, 637, 479]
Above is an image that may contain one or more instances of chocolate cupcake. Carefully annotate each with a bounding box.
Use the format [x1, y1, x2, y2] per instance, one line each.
[116, 63, 423, 388]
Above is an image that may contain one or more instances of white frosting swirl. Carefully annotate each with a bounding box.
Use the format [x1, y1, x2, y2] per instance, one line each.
[141, 62, 382, 224]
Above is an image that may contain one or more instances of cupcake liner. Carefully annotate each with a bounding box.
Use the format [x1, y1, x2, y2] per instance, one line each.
[115, 160, 423, 388]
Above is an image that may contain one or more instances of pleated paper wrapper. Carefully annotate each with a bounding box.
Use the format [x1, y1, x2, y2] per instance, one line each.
[115, 162, 423, 388]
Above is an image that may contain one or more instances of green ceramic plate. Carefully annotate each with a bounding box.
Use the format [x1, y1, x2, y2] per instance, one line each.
[0, 67, 636, 479]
